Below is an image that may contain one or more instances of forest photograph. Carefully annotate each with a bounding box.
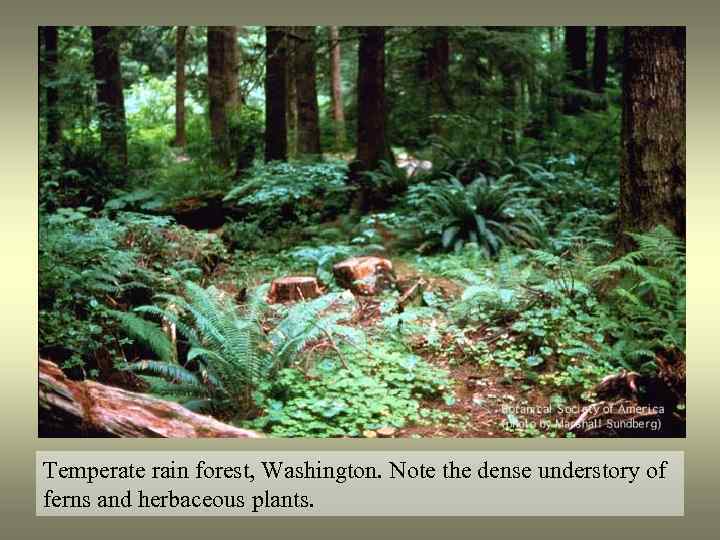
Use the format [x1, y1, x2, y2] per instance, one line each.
[37, 26, 685, 439]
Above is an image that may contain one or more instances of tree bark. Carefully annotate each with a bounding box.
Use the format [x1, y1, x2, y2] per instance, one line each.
[173, 26, 187, 147]
[224, 26, 239, 109]
[38, 359, 261, 438]
[351, 27, 393, 211]
[293, 26, 322, 156]
[207, 27, 230, 168]
[91, 26, 128, 174]
[265, 26, 288, 161]
[592, 26, 609, 93]
[563, 26, 588, 114]
[329, 26, 346, 150]
[425, 27, 451, 137]
[617, 27, 686, 252]
[286, 26, 298, 157]
[43, 26, 61, 147]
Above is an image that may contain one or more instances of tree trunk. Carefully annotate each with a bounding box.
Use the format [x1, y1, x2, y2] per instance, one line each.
[224, 26, 239, 109]
[173, 26, 187, 147]
[207, 27, 230, 168]
[563, 26, 588, 114]
[329, 26, 346, 150]
[38, 359, 261, 438]
[425, 27, 451, 137]
[592, 26, 609, 93]
[293, 26, 322, 157]
[351, 27, 393, 211]
[286, 26, 298, 157]
[617, 27, 686, 253]
[499, 62, 519, 155]
[91, 26, 128, 175]
[43, 26, 61, 147]
[265, 26, 288, 161]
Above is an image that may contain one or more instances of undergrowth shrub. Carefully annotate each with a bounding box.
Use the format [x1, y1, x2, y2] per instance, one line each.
[402, 175, 545, 255]
[223, 161, 352, 229]
[117, 281, 272, 414]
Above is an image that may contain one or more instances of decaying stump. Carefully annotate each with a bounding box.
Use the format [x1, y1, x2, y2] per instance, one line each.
[569, 350, 686, 437]
[38, 359, 261, 438]
[333, 256, 395, 295]
[268, 276, 322, 303]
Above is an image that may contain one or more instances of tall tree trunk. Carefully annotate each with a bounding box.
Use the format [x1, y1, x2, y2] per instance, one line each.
[294, 26, 322, 157]
[499, 62, 519, 155]
[173, 26, 187, 147]
[265, 26, 288, 162]
[286, 26, 298, 157]
[592, 26, 609, 93]
[425, 27, 451, 137]
[351, 27, 393, 211]
[43, 26, 61, 147]
[563, 26, 588, 114]
[207, 27, 230, 168]
[91, 26, 127, 175]
[617, 27, 686, 253]
[329, 26, 346, 150]
[224, 26, 239, 109]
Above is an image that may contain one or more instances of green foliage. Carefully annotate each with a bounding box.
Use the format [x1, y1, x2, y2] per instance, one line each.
[404, 175, 545, 255]
[227, 106, 264, 172]
[119, 281, 272, 413]
[246, 342, 455, 437]
[38, 209, 143, 369]
[223, 161, 352, 228]
[589, 226, 686, 356]
[269, 292, 364, 368]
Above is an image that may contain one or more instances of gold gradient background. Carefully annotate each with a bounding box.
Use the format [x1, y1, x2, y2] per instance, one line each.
[3, 1, 717, 537]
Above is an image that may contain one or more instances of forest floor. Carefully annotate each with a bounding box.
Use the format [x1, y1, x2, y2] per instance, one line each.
[204, 236, 578, 438]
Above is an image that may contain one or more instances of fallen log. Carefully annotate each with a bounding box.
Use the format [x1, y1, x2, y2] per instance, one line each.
[332, 256, 395, 295]
[268, 276, 322, 303]
[38, 359, 261, 438]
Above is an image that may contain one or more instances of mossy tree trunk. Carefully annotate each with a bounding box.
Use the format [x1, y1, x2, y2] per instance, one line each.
[91, 26, 128, 175]
[265, 26, 288, 161]
[294, 26, 322, 157]
[617, 26, 686, 253]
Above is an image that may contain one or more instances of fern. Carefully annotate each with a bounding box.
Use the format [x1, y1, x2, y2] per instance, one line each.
[406, 175, 545, 256]
[116, 281, 273, 413]
[270, 291, 361, 368]
[590, 226, 686, 360]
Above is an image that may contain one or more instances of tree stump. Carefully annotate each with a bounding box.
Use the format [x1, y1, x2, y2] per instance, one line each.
[332, 256, 395, 295]
[268, 276, 322, 303]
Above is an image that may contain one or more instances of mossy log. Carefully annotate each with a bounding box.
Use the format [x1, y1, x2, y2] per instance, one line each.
[38, 359, 261, 438]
